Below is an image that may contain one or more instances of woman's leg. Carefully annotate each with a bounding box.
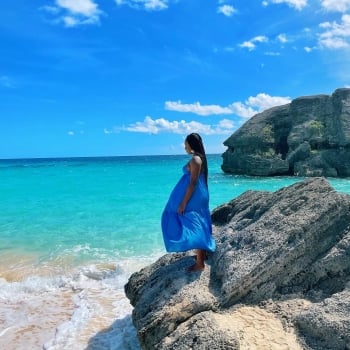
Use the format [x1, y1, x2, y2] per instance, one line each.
[187, 249, 205, 272]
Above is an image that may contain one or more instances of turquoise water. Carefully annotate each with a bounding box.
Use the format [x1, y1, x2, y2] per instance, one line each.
[1, 154, 350, 349]
[0, 154, 302, 263]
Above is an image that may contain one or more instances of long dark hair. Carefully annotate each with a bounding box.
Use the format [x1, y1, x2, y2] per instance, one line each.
[185, 133, 208, 185]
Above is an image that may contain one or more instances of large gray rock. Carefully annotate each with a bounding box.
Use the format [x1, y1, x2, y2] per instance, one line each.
[125, 178, 350, 349]
[222, 88, 350, 177]
[213, 178, 350, 349]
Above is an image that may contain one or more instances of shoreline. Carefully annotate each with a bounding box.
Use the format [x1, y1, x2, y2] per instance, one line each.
[0, 254, 146, 350]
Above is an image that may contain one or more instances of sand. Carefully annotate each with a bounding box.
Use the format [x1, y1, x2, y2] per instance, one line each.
[214, 305, 304, 350]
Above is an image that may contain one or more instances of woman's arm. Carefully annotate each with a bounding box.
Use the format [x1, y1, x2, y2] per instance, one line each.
[177, 155, 202, 214]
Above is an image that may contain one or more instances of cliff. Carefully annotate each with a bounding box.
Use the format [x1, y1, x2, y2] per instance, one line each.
[125, 178, 350, 349]
[222, 88, 350, 177]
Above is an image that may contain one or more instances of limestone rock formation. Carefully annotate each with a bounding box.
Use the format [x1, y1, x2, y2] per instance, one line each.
[222, 88, 350, 177]
[125, 177, 350, 349]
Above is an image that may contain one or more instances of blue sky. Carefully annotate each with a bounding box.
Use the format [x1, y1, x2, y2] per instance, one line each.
[1, 0, 350, 158]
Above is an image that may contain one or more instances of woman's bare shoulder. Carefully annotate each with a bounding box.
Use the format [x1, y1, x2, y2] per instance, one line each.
[191, 154, 202, 165]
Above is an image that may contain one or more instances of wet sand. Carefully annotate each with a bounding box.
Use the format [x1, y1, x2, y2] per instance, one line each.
[0, 254, 138, 350]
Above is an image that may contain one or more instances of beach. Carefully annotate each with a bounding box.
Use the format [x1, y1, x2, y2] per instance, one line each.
[1, 155, 350, 349]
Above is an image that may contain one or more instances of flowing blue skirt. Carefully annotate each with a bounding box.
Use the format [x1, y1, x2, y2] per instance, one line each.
[161, 171, 216, 253]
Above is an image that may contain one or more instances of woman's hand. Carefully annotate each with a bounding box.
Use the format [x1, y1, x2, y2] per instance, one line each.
[177, 203, 186, 215]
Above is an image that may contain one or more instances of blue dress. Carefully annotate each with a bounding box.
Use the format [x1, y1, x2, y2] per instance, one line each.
[161, 164, 216, 253]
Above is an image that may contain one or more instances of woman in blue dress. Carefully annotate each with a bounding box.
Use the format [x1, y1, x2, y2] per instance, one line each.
[161, 133, 216, 272]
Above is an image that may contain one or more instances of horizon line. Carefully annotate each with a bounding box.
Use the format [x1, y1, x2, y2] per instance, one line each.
[0, 153, 223, 161]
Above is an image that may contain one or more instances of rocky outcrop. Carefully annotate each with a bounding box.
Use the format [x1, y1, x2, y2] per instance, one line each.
[222, 88, 350, 177]
[125, 177, 350, 349]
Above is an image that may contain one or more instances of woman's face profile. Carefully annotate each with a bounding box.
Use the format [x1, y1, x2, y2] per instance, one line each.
[185, 141, 192, 154]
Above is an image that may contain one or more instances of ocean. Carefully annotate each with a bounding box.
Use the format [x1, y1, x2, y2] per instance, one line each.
[1, 154, 350, 349]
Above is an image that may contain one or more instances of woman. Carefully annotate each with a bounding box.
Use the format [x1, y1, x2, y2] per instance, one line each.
[161, 133, 216, 272]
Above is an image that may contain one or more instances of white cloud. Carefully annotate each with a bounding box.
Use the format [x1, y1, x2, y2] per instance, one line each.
[262, 0, 307, 10]
[145, 0, 168, 10]
[228, 102, 256, 118]
[57, 0, 99, 16]
[217, 118, 235, 129]
[114, 0, 168, 11]
[108, 94, 291, 136]
[321, 0, 350, 12]
[319, 37, 348, 49]
[230, 93, 291, 118]
[165, 101, 233, 116]
[217, 5, 237, 17]
[239, 41, 256, 50]
[42, 0, 103, 27]
[239, 35, 268, 51]
[62, 16, 79, 27]
[319, 14, 350, 49]
[111, 116, 235, 135]
[166, 93, 291, 118]
[277, 33, 287, 43]
[68, 131, 75, 136]
[304, 46, 314, 52]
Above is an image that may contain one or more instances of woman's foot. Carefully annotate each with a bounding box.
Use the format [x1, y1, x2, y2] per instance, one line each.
[187, 249, 206, 272]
